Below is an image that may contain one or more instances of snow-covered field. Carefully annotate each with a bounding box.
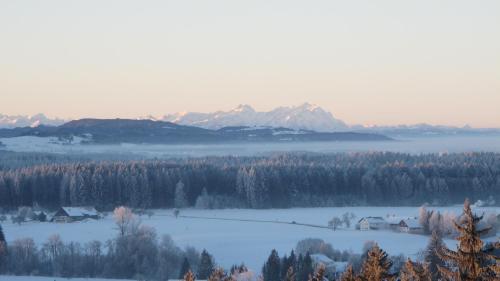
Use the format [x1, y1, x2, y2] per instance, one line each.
[2, 136, 500, 157]
[3, 206, 499, 272]
[0, 276, 132, 281]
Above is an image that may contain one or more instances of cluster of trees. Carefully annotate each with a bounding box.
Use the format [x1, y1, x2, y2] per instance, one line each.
[260, 200, 499, 281]
[0, 207, 216, 280]
[1, 152, 500, 210]
[328, 212, 356, 230]
[419, 205, 499, 237]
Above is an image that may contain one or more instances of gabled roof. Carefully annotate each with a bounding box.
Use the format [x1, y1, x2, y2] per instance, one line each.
[311, 254, 334, 264]
[359, 216, 386, 223]
[60, 207, 98, 217]
[386, 216, 416, 224]
[401, 218, 422, 228]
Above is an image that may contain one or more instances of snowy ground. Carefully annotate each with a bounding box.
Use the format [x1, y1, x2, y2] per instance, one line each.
[0, 276, 133, 281]
[2, 136, 500, 157]
[2, 206, 499, 272]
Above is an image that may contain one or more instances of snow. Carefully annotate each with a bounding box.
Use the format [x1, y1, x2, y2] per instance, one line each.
[3, 136, 500, 157]
[0, 276, 132, 281]
[401, 218, 421, 229]
[161, 103, 348, 132]
[3, 206, 498, 272]
[0, 113, 65, 128]
[60, 207, 98, 217]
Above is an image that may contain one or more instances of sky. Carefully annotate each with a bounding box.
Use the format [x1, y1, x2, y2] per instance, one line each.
[1, 0, 499, 127]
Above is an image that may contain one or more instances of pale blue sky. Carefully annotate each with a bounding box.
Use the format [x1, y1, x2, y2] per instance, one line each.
[1, 1, 499, 127]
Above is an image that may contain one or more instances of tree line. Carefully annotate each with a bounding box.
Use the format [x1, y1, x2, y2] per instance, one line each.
[1, 152, 500, 209]
[0, 206, 217, 280]
[1, 200, 498, 280]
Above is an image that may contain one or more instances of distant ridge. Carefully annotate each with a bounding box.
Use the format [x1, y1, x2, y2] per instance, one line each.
[0, 118, 391, 144]
[160, 103, 349, 132]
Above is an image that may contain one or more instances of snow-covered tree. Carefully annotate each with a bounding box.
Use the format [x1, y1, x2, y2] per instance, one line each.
[263, 249, 281, 281]
[424, 231, 446, 280]
[358, 244, 395, 281]
[399, 259, 431, 281]
[437, 199, 499, 280]
[175, 181, 189, 208]
[340, 265, 356, 281]
[198, 249, 215, 279]
[113, 206, 137, 237]
[329, 216, 343, 230]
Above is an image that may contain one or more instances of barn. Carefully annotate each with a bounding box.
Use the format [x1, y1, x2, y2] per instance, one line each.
[52, 207, 99, 223]
[399, 218, 423, 233]
[358, 217, 387, 230]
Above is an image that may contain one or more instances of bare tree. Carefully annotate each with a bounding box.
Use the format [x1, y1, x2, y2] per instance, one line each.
[113, 206, 138, 237]
[329, 217, 343, 231]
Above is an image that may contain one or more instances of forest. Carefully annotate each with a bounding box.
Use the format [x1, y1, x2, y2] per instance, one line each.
[1, 152, 500, 209]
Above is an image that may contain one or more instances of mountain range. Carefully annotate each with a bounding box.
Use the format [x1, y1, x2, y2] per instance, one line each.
[159, 103, 348, 132]
[1, 104, 499, 137]
[0, 119, 390, 144]
[0, 113, 65, 128]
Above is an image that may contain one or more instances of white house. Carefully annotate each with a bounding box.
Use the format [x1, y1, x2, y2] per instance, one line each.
[310, 254, 347, 280]
[358, 217, 387, 230]
[399, 218, 423, 233]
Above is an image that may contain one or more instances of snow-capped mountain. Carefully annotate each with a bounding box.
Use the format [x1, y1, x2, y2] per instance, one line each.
[160, 103, 348, 132]
[0, 114, 65, 128]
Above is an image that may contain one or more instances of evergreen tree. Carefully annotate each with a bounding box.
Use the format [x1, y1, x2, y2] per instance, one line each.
[175, 180, 189, 208]
[308, 264, 326, 281]
[340, 265, 357, 281]
[0, 224, 5, 244]
[263, 249, 281, 281]
[285, 266, 296, 281]
[424, 231, 445, 280]
[280, 253, 290, 280]
[179, 257, 191, 279]
[198, 250, 215, 279]
[282, 250, 297, 280]
[0, 224, 6, 273]
[297, 253, 313, 281]
[358, 244, 395, 281]
[208, 267, 232, 281]
[184, 270, 196, 281]
[399, 259, 431, 281]
[437, 199, 500, 281]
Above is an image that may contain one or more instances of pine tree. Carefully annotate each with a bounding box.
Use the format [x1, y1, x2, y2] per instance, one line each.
[437, 199, 500, 280]
[180, 257, 191, 279]
[198, 249, 215, 279]
[424, 231, 446, 280]
[340, 265, 357, 281]
[297, 253, 314, 281]
[208, 267, 233, 281]
[0, 224, 6, 273]
[399, 259, 431, 281]
[308, 264, 326, 281]
[0, 224, 5, 244]
[263, 249, 281, 281]
[175, 180, 188, 208]
[285, 266, 296, 281]
[184, 270, 196, 281]
[281, 253, 290, 280]
[358, 244, 395, 281]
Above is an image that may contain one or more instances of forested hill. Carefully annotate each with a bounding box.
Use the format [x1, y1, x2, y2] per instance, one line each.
[1, 152, 499, 209]
[0, 118, 390, 144]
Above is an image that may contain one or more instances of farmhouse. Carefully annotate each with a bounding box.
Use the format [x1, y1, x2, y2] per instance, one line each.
[310, 254, 346, 280]
[358, 217, 387, 230]
[399, 218, 423, 233]
[52, 207, 99, 222]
